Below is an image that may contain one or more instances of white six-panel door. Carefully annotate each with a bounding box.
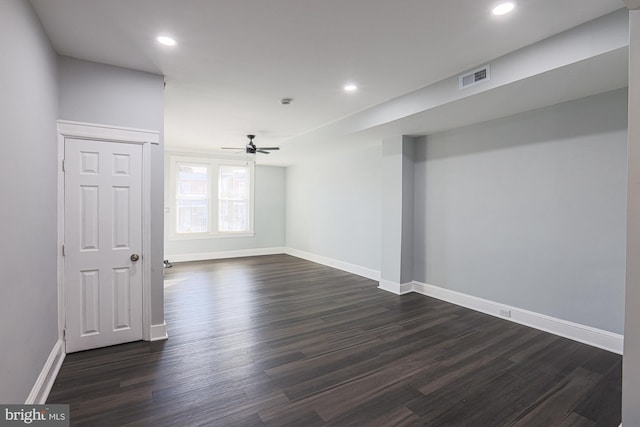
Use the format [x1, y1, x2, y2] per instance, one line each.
[64, 138, 143, 353]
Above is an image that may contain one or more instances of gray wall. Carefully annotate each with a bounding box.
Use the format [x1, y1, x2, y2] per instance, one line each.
[58, 56, 165, 325]
[286, 148, 381, 271]
[381, 136, 414, 285]
[0, 0, 59, 403]
[623, 8, 640, 426]
[401, 139, 415, 284]
[414, 89, 628, 334]
[164, 164, 286, 255]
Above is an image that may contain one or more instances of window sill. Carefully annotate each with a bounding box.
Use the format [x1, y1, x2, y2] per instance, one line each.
[169, 232, 255, 241]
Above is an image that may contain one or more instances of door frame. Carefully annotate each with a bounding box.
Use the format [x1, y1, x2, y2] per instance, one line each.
[56, 120, 159, 348]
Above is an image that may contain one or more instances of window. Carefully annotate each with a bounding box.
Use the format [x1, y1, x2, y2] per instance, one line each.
[218, 165, 250, 232]
[176, 163, 209, 233]
[169, 156, 254, 239]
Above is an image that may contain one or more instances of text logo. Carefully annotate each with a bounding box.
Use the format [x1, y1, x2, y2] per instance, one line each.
[0, 405, 69, 427]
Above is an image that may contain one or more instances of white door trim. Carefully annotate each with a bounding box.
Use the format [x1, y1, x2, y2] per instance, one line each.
[57, 120, 159, 346]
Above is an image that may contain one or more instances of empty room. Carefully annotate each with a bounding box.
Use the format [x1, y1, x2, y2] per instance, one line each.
[2, 0, 640, 426]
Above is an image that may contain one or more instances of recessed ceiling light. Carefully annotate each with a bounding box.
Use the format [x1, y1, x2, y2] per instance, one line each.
[157, 35, 176, 46]
[344, 84, 358, 92]
[492, 2, 515, 16]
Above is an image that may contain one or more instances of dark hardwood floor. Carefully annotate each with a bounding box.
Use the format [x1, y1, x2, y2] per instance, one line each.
[48, 254, 622, 426]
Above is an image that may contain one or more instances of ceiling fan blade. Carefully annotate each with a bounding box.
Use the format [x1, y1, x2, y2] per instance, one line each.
[257, 147, 280, 150]
[256, 150, 271, 154]
[220, 147, 243, 150]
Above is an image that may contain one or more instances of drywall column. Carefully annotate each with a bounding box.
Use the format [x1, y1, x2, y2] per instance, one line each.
[624, 6, 640, 426]
[379, 136, 414, 294]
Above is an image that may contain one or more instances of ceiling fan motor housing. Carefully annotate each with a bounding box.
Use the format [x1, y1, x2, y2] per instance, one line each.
[222, 135, 278, 154]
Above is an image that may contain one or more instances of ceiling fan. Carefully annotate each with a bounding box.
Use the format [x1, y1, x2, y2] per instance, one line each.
[221, 134, 280, 154]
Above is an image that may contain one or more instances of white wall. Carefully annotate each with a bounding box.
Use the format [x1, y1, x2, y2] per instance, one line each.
[414, 89, 628, 334]
[58, 56, 165, 325]
[0, 0, 59, 403]
[286, 148, 381, 272]
[164, 164, 286, 258]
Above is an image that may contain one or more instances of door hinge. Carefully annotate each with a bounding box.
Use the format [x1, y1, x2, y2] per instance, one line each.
[62, 244, 66, 256]
[62, 159, 65, 172]
[63, 328, 66, 340]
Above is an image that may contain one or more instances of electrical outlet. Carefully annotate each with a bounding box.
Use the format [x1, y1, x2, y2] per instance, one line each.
[499, 309, 511, 318]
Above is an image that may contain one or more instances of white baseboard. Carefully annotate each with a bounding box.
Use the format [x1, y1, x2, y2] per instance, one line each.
[25, 339, 65, 404]
[149, 322, 168, 341]
[284, 247, 380, 281]
[378, 279, 413, 295]
[412, 281, 623, 355]
[165, 247, 286, 263]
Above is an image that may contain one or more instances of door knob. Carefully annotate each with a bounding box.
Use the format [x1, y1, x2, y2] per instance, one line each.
[131, 253, 140, 262]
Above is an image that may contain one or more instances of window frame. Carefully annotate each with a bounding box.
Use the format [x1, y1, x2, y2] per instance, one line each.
[168, 155, 255, 240]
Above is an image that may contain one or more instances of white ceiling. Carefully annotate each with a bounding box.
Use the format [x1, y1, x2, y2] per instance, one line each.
[31, 0, 625, 164]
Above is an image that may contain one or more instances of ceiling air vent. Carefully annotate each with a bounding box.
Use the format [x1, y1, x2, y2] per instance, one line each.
[459, 64, 490, 90]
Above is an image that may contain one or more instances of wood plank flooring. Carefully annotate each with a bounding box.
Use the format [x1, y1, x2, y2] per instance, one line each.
[48, 254, 622, 426]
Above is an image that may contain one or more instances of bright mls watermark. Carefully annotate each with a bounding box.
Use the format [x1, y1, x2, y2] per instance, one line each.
[0, 405, 69, 426]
